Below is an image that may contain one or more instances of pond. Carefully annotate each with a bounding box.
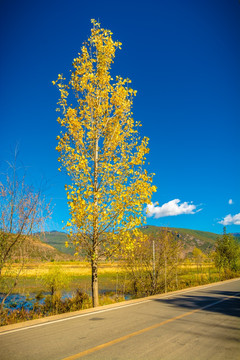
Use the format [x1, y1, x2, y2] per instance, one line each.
[0, 292, 49, 311]
[0, 290, 132, 312]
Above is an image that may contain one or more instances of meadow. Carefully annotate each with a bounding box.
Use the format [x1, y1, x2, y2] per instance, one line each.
[2, 261, 123, 296]
[3, 261, 222, 297]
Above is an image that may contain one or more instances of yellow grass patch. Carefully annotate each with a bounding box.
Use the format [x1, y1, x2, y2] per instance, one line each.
[3, 262, 124, 278]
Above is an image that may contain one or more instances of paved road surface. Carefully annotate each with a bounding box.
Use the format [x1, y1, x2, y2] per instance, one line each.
[0, 279, 239, 360]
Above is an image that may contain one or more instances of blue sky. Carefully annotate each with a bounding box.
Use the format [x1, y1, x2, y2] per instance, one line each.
[0, 0, 239, 234]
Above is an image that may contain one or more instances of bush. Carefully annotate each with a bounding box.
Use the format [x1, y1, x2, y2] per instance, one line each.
[41, 265, 70, 296]
[0, 308, 43, 326]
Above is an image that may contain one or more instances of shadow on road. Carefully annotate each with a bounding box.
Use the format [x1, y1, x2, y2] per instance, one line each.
[152, 290, 240, 318]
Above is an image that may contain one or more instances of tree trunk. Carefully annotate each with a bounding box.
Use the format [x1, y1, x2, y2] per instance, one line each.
[91, 256, 99, 307]
[92, 134, 99, 308]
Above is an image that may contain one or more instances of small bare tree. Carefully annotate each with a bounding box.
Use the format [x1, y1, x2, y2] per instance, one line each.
[123, 229, 183, 297]
[0, 150, 51, 310]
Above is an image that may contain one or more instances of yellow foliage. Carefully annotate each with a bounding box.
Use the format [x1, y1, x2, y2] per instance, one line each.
[53, 20, 156, 260]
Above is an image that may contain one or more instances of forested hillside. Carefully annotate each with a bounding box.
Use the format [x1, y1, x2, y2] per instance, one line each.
[38, 227, 221, 258]
[37, 231, 75, 255]
[140, 226, 219, 256]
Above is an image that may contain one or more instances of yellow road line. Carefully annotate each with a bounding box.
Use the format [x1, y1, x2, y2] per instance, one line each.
[62, 293, 239, 360]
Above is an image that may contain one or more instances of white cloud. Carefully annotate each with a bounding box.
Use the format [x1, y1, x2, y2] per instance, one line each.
[146, 199, 200, 219]
[228, 199, 233, 205]
[219, 213, 240, 226]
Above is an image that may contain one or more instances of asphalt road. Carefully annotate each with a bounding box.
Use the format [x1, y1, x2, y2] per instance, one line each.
[0, 279, 239, 360]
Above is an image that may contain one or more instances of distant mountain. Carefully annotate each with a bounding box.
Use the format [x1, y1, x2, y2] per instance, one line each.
[6, 234, 72, 261]
[38, 227, 238, 259]
[232, 233, 240, 243]
[232, 233, 240, 238]
[37, 231, 75, 256]
[139, 226, 219, 256]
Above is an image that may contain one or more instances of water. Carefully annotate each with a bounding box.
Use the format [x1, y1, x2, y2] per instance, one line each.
[0, 293, 46, 311]
[0, 291, 132, 312]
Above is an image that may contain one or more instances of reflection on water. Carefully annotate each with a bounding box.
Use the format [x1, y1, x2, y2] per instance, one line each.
[0, 293, 47, 311]
[0, 290, 132, 312]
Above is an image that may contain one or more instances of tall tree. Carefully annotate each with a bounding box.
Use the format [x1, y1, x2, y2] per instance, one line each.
[54, 20, 156, 307]
[192, 247, 205, 278]
[215, 227, 240, 278]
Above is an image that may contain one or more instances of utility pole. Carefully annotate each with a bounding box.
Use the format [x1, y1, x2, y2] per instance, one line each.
[164, 251, 167, 293]
[153, 239, 156, 292]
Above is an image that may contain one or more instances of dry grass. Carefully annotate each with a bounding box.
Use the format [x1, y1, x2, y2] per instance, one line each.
[3, 261, 213, 278]
[2, 261, 125, 279]
[2, 261, 230, 296]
